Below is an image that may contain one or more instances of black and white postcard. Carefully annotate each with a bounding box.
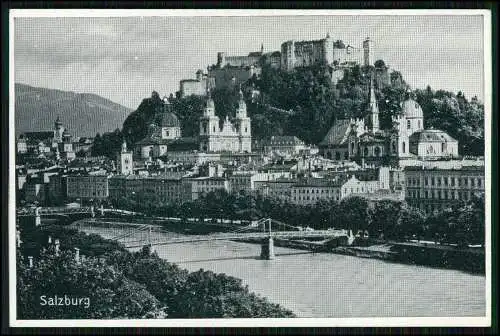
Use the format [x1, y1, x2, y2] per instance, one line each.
[8, 9, 492, 328]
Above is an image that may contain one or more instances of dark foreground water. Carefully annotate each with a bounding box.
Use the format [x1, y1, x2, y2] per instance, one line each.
[81, 226, 486, 318]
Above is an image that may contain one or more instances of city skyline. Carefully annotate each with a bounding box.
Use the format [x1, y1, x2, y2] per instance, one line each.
[14, 14, 484, 110]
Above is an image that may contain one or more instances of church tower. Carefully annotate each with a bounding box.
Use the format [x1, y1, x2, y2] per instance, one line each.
[199, 89, 220, 152]
[368, 75, 379, 133]
[53, 116, 64, 143]
[117, 140, 133, 175]
[235, 86, 252, 152]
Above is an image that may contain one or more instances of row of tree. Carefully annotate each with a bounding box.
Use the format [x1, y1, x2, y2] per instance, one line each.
[109, 190, 485, 246]
[17, 225, 296, 319]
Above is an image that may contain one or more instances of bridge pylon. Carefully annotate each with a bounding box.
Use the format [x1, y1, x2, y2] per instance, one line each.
[260, 219, 275, 260]
[260, 236, 275, 260]
[34, 208, 41, 227]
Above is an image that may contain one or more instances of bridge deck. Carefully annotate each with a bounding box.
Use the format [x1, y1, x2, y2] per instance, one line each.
[123, 230, 348, 248]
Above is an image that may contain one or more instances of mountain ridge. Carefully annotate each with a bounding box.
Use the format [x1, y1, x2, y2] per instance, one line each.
[15, 83, 133, 138]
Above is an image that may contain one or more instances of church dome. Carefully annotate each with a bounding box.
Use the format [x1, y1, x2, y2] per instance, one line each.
[401, 98, 424, 119]
[160, 111, 180, 128]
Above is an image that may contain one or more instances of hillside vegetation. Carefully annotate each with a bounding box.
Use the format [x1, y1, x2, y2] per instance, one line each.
[105, 61, 485, 157]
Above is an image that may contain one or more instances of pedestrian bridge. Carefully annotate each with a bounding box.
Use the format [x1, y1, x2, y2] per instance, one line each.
[71, 218, 354, 260]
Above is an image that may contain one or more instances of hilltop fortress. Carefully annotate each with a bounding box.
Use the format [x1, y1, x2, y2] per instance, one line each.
[179, 35, 374, 97]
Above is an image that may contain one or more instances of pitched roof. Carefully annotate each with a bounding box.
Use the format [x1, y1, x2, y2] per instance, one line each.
[23, 131, 54, 141]
[319, 119, 351, 146]
[409, 129, 457, 143]
[267, 136, 305, 146]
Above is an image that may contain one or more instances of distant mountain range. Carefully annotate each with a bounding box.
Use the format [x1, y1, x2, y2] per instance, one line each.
[15, 83, 133, 138]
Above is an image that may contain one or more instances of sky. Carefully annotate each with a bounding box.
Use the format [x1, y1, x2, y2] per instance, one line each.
[14, 14, 485, 109]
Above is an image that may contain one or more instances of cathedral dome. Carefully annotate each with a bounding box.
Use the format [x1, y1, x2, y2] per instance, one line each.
[401, 98, 424, 119]
[160, 111, 180, 128]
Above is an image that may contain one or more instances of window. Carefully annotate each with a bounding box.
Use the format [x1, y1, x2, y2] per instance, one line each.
[431, 177, 435, 186]
[478, 178, 482, 187]
[444, 177, 448, 186]
[402, 142, 406, 153]
[471, 178, 475, 187]
[407, 120, 411, 129]
[364, 147, 369, 156]
[437, 178, 441, 186]
[344, 152, 349, 160]
[425, 177, 428, 186]
[374, 146, 381, 157]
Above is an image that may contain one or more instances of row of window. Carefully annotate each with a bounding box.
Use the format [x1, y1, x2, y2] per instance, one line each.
[293, 195, 341, 202]
[407, 189, 473, 200]
[292, 189, 340, 194]
[407, 176, 483, 188]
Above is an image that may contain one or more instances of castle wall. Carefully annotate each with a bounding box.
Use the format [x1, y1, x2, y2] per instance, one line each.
[224, 55, 261, 67]
[293, 40, 325, 68]
[180, 79, 208, 98]
[209, 67, 261, 90]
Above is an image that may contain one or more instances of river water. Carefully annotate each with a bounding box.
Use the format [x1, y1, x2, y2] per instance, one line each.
[82, 226, 486, 318]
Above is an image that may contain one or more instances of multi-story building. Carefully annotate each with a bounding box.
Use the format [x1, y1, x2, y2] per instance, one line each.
[254, 177, 297, 202]
[290, 177, 344, 205]
[228, 171, 289, 194]
[66, 174, 110, 201]
[404, 162, 485, 213]
[109, 175, 185, 205]
[182, 176, 230, 201]
[263, 136, 307, 157]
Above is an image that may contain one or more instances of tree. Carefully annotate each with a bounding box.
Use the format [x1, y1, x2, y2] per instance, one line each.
[17, 250, 166, 319]
[173, 269, 294, 318]
[335, 196, 370, 232]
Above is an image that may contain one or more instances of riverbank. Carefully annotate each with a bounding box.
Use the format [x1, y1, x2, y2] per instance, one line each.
[72, 223, 485, 318]
[237, 236, 484, 275]
[73, 217, 485, 275]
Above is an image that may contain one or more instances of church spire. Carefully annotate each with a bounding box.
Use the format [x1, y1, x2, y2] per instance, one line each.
[121, 139, 128, 152]
[369, 74, 379, 133]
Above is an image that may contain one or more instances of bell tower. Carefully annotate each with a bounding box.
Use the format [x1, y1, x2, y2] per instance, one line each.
[199, 89, 220, 152]
[117, 140, 133, 175]
[235, 86, 252, 152]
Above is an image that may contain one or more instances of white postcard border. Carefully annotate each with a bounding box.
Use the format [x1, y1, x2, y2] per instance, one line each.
[8, 8, 492, 328]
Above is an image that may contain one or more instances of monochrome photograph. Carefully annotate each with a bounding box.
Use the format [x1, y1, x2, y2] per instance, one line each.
[9, 9, 491, 327]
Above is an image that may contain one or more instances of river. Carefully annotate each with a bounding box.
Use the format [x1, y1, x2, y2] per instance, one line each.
[81, 225, 486, 318]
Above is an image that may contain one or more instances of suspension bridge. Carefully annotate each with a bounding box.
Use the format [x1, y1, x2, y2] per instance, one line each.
[71, 217, 354, 260]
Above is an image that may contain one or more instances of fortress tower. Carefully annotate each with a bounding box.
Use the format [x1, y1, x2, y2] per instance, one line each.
[363, 37, 374, 66]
